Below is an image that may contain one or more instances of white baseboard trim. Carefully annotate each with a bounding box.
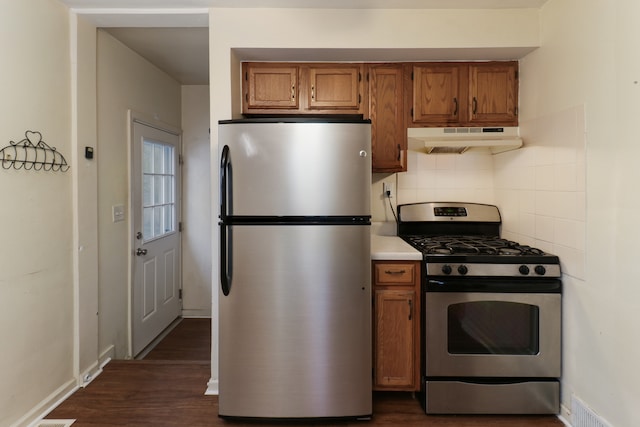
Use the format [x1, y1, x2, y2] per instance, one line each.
[205, 377, 219, 395]
[79, 359, 103, 387]
[16, 378, 78, 427]
[181, 310, 212, 318]
[99, 344, 114, 367]
[558, 414, 572, 426]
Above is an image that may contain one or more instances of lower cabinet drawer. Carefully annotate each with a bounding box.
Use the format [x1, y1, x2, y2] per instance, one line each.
[374, 262, 417, 285]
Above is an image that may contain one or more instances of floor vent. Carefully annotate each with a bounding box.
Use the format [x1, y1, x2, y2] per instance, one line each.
[37, 420, 75, 427]
[572, 396, 612, 427]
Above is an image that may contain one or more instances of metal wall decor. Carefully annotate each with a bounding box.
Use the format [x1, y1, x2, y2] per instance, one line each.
[1, 130, 69, 172]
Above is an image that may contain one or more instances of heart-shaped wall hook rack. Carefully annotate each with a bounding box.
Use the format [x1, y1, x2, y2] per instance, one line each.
[1, 130, 69, 172]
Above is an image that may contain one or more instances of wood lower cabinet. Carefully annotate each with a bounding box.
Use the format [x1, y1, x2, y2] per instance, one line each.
[367, 64, 406, 173]
[372, 260, 421, 391]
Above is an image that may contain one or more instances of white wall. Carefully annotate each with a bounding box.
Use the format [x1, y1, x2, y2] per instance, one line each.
[516, 1, 639, 426]
[209, 5, 542, 392]
[373, 150, 496, 223]
[96, 30, 182, 359]
[181, 85, 212, 317]
[0, 2, 75, 426]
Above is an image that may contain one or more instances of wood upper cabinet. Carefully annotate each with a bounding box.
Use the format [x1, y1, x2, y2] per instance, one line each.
[367, 64, 406, 173]
[372, 260, 421, 391]
[467, 62, 519, 125]
[243, 63, 298, 112]
[305, 64, 364, 113]
[412, 63, 461, 125]
[242, 62, 364, 115]
[411, 61, 519, 127]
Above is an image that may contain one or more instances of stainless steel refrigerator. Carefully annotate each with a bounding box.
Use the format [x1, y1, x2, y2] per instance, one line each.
[217, 118, 372, 420]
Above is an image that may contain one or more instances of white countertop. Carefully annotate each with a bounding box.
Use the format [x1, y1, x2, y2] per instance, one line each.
[371, 222, 422, 261]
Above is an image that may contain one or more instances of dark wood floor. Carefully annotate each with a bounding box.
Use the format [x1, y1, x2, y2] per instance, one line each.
[45, 318, 564, 427]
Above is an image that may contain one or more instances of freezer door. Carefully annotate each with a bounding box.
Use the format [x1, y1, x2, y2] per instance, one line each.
[218, 224, 372, 419]
[218, 121, 371, 217]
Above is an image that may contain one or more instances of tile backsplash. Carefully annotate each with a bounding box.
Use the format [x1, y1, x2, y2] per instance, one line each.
[372, 105, 586, 280]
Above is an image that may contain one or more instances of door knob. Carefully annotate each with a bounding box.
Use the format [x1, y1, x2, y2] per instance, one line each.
[136, 248, 148, 256]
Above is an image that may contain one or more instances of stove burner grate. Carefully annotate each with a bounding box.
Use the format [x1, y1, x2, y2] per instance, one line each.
[403, 235, 547, 257]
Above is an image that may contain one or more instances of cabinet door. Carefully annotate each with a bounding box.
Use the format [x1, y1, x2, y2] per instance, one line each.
[412, 64, 461, 124]
[305, 65, 364, 112]
[243, 63, 298, 111]
[369, 65, 406, 173]
[374, 289, 416, 390]
[467, 62, 518, 125]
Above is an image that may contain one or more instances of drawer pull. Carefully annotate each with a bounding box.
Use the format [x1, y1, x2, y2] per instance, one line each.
[384, 269, 406, 275]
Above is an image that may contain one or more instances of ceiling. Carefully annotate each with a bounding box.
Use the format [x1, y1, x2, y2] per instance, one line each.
[104, 27, 209, 84]
[60, 0, 549, 86]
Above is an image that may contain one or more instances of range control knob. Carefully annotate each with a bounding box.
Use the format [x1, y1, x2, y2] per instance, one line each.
[457, 265, 468, 275]
[534, 265, 547, 276]
[519, 265, 530, 275]
[441, 265, 452, 275]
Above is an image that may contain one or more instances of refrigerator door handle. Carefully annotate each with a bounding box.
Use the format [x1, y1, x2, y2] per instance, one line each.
[220, 145, 232, 296]
[220, 145, 230, 221]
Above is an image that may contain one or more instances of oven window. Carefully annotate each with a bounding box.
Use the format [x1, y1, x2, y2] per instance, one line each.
[447, 301, 539, 355]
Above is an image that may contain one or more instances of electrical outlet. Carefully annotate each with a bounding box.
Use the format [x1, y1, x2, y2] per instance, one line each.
[383, 182, 394, 198]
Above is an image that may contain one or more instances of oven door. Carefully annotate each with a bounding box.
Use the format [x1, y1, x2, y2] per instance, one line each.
[425, 289, 561, 378]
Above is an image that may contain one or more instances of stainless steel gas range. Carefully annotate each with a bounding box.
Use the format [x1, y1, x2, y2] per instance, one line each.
[397, 202, 561, 415]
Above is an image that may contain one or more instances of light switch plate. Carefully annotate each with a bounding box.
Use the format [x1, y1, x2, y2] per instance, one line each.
[112, 204, 125, 223]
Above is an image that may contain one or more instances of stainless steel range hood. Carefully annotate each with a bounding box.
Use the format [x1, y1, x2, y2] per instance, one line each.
[407, 126, 523, 154]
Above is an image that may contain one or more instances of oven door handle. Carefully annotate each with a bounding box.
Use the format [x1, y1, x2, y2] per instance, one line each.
[426, 278, 562, 293]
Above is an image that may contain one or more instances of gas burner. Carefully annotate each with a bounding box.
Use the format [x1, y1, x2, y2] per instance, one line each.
[402, 234, 554, 260]
[397, 202, 560, 275]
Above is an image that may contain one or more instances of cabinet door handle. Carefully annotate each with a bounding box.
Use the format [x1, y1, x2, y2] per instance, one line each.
[384, 269, 406, 275]
[311, 85, 315, 100]
[472, 97, 478, 114]
[291, 85, 295, 100]
[453, 97, 458, 116]
[408, 299, 413, 321]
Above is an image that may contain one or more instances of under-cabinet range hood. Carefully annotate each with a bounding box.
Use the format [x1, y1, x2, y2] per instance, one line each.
[407, 126, 523, 154]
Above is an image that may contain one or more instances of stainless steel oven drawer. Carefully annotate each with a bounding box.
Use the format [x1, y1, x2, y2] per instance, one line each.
[423, 380, 559, 414]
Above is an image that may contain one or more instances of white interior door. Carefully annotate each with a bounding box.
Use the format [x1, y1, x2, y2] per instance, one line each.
[131, 119, 182, 357]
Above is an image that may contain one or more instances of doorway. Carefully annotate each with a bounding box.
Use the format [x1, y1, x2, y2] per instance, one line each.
[130, 117, 183, 357]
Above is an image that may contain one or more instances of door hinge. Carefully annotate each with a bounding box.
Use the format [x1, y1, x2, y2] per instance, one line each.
[179, 289, 183, 300]
[179, 222, 183, 232]
[179, 154, 184, 165]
